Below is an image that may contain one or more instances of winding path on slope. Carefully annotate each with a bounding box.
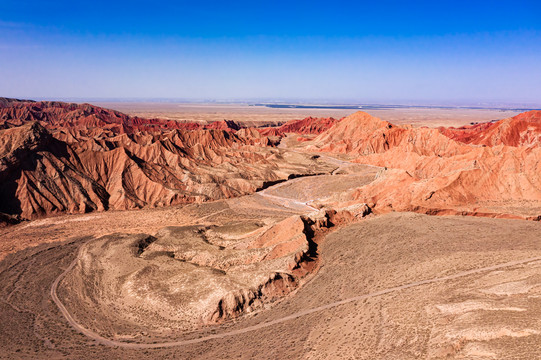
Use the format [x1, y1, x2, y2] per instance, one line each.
[51, 250, 541, 349]
[256, 150, 382, 211]
[257, 177, 319, 212]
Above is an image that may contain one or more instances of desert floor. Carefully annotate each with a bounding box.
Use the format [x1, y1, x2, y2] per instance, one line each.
[3, 208, 541, 359]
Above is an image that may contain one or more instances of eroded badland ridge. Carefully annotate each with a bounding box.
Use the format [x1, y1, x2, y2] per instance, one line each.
[2, 98, 541, 359]
[0, 99, 337, 222]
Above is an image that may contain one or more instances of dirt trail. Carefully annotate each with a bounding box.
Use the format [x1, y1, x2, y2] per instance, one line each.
[51, 246, 541, 349]
[256, 151, 380, 210]
[257, 177, 319, 211]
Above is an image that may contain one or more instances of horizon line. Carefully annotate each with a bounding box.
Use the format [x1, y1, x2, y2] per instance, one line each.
[5, 96, 541, 110]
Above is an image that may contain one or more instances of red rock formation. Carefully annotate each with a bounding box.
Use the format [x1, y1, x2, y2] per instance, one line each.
[308, 111, 541, 218]
[2, 123, 304, 220]
[311, 111, 468, 156]
[0, 99, 250, 136]
[0, 100, 320, 221]
[203, 119, 241, 131]
[258, 116, 341, 137]
[277, 116, 341, 134]
[0, 122, 109, 218]
[0, 99, 205, 133]
[258, 127, 284, 137]
[439, 110, 541, 147]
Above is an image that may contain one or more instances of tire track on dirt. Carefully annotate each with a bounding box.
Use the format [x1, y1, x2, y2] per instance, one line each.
[51, 252, 541, 349]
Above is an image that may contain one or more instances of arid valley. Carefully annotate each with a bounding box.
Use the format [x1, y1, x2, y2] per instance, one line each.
[1, 98, 541, 359]
[4, 0, 541, 358]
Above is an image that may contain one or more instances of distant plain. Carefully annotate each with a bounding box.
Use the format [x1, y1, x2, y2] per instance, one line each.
[94, 102, 524, 128]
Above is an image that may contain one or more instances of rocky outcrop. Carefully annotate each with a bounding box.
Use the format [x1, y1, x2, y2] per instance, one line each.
[204, 119, 242, 131]
[0, 97, 33, 107]
[0, 122, 109, 218]
[439, 110, 541, 147]
[62, 206, 368, 332]
[258, 116, 341, 137]
[310, 111, 468, 157]
[0, 100, 327, 221]
[0, 99, 249, 134]
[306, 111, 541, 218]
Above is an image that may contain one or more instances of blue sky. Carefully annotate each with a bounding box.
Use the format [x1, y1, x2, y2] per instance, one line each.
[1, 0, 540, 105]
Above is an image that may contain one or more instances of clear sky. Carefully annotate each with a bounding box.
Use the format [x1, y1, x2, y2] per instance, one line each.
[1, 0, 540, 105]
